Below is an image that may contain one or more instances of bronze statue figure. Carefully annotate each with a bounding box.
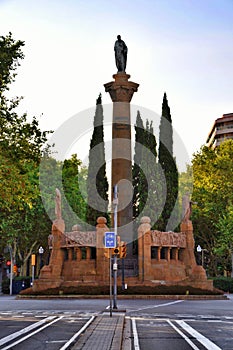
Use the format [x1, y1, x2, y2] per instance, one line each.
[182, 194, 191, 222]
[114, 35, 127, 73]
[55, 188, 62, 220]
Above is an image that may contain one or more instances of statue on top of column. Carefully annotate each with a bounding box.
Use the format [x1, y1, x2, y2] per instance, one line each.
[55, 188, 62, 220]
[182, 193, 192, 222]
[114, 35, 128, 73]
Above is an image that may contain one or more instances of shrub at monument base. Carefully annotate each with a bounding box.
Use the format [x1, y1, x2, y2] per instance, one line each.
[2, 276, 31, 294]
[212, 277, 233, 293]
[20, 284, 223, 296]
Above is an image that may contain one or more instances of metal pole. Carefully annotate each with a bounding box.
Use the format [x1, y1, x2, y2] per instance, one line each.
[109, 253, 112, 317]
[0, 265, 2, 295]
[9, 246, 13, 296]
[113, 254, 118, 309]
[39, 246, 44, 270]
[32, 265, 35, 285]
[113, 185, 118, 309]
[121, 257, 125, 290]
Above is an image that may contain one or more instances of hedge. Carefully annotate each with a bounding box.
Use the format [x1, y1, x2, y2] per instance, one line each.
[20, 284, 223, 296]
[212, 277, 233, 293]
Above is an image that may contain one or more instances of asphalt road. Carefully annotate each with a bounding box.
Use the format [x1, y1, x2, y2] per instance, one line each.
[0, 295, 233, 349]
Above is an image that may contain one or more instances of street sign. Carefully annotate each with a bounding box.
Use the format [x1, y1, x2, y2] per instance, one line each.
[104, 232, 116, 248]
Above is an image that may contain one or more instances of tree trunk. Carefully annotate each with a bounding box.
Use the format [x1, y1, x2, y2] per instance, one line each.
[18, 241, 37, 276]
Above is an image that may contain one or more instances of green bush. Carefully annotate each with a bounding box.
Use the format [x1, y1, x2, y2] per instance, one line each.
[2, 276, 32, 294]
[212, 277, 233, 293]
[2, 278, 9, 294]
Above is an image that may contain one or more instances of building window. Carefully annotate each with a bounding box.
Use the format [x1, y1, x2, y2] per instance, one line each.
[160, 247, 166, 260]
[91, 247, 96, 259]
[151, 247, 158, 259]
[170, 248, 176, 260]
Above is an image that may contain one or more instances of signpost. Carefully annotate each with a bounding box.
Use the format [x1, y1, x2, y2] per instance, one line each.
[104, 231, 116, 317]
[105, 184, 119, 316]
[113, 185, 118, 310]
[104, 232, 116, 249]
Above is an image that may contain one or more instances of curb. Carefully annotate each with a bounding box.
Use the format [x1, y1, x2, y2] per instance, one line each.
[16, 294, 228, 300]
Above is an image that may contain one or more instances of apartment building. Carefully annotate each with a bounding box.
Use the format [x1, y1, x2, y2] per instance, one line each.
[206, 113, 233, 148]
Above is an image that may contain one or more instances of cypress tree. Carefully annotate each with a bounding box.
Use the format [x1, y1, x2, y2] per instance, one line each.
[140, 119, 159, 223]
[86, 94, 109, 227]
[132, 112, 158, 223]
[132, 111, 146, 220]
[157, 93, 178, 231]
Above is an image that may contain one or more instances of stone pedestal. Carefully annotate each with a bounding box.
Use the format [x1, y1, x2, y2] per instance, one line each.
[96, 217, 109, 283]
[137, 217, 151, 282]
[32, 219, 65, 292]
[104, 73, 139, 245]
[180, 220, 198, 272]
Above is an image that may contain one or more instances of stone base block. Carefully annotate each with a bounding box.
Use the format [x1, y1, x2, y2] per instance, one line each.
[32, 279, 63, 292]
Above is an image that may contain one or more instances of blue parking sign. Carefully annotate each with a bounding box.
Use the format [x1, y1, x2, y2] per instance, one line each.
[105, 232, 116, 248]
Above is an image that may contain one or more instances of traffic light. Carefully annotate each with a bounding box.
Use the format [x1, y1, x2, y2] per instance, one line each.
[13, 265, 18, 273]
[120, 242, 127, 258]
[113, 248, 120, 256]
[31, 254, 36, 266]
[104, 248, 115, 259]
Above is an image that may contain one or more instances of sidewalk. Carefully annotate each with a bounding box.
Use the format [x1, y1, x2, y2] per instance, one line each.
[71, 314, 125, 350]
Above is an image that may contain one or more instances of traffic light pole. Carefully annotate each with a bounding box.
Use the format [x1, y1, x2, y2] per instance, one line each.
[9, 246, 13, 296]
[113, 185, 118, 310]
[121, 257, 125, 290]
[109, 254, 113, 317]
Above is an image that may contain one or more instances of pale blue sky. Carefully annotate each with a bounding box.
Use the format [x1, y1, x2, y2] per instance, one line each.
[1, 0, 233, 163]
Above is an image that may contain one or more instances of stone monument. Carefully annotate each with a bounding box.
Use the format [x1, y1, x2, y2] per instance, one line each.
[104, 35, 139, 242]
[31, 38, 213, 294]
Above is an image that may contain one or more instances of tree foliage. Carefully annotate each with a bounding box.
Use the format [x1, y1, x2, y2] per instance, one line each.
[192, 140, 233, 275]
[132, 111, 146, 219]
[0, 32, 24, 94]
[157, 93, 178, 230]
[86, 94, 109, 227]
[0, 33, 53, 273]
[132, 111, 159, 225]
[62, 154, 87, 228]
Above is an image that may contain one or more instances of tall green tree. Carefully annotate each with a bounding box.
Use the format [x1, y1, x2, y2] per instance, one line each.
[0, 33, 51, 272]
[86, 94, 109, 227]
[62, 154, 87, 229]
[192, 140, 233, 276]
[132, 111, 146, 220]
[132, 112, 159, 225]
[0, 32, 24, 95]
[157, 93, 178, 231]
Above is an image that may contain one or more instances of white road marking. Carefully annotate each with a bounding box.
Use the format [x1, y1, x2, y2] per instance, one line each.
[129, 300, 184, 312]
[1, 316, 64, 350]
[59, 316, 95, 350]
[46, 340, 67, 343]
[106, 305, 110, 309]
[176, 320, 222, 350]
[131, 318, 140, 350]
[0, 316, 56, 346]
[167, 320, 200, 350]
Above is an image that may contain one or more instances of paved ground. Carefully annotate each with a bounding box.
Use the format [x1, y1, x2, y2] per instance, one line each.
[71, 314, 125, 350]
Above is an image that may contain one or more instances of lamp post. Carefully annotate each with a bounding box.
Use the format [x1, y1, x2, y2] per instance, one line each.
[196, 245, 202, 266]
[39, 246, 44, 270]
[197, 245, 208, 267]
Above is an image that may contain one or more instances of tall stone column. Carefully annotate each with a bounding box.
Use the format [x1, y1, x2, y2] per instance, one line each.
[104, 73, 139, 238]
